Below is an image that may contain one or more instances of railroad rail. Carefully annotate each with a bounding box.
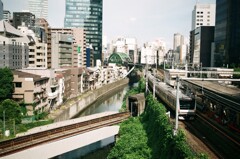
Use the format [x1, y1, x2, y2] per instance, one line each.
[0, 112, 130, 157]
[184, 113, 240, 158]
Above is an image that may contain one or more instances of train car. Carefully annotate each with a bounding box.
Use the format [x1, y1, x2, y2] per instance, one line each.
[148, 74, 196, 120]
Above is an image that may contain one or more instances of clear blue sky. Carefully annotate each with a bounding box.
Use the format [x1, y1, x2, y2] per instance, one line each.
[2, 0, 215, 49]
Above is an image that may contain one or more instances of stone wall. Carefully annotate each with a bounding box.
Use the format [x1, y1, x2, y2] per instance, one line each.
[50, 78, 129, 122]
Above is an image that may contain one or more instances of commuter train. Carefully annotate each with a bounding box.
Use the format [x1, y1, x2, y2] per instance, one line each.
[148, 74, 196, 120]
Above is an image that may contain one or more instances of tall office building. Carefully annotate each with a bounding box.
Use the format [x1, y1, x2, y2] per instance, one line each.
[0, 0, 3, 20]
[28, 0, 48, 20]
[191, 3, 216, 30]
[64, 0, 103, 64]
[173, 33, 184, 51]
[13, 12, 35, 28]
[213, 0, 240, 67]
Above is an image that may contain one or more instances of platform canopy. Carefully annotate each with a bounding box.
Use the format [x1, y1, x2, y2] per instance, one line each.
[108, 52, 132, 65]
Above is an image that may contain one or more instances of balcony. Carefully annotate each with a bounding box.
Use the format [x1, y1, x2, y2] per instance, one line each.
[48, 90, 59, 99]
[34, 86, 44, 93]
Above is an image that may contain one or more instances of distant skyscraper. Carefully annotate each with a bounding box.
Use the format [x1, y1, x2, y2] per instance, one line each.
[213, 0, 240, 67]
[173, 33, 184, 51]
[0, 0, 3, 20]
[191, 3, 216, 30]
[64, 0, 103, 64]
[28, 0, 48, 20]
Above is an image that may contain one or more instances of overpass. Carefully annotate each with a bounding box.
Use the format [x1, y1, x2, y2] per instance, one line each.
[0, 112, 130, 158]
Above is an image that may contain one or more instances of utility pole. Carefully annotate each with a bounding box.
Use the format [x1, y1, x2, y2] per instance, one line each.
[145, 56, 148, 95]
[174, 76, 180, 136]
[153, 56, 156, 98]
[3, 110, 5, 138]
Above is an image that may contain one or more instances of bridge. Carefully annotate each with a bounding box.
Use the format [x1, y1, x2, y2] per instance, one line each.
[0, 112, 130, 158]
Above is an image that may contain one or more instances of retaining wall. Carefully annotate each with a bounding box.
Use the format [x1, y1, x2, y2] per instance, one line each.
[50, 78, 129, 122]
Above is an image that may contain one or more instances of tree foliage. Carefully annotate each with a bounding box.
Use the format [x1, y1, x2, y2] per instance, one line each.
[107, 118, 151, 159]
[0, 99, 22, 124]
[0, 68, 14, 100]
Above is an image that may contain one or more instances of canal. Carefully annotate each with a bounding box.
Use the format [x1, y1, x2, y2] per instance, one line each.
[53, 85, 130, 159]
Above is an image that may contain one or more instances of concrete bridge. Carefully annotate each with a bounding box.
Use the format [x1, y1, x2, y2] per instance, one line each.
[0, 112, 130, 158]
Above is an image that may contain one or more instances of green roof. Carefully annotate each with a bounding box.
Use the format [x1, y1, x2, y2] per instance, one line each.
[108, 52, 132, 65]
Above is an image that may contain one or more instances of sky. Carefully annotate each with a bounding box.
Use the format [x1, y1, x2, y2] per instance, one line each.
[2, 0, 215, 49]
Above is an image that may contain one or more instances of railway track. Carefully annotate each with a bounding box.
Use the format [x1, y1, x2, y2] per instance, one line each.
[0, 112, 130, 157]
[184, 113, 240, 159]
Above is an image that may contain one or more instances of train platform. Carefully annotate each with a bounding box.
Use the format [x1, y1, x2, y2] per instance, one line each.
[186, 80, 240, 102]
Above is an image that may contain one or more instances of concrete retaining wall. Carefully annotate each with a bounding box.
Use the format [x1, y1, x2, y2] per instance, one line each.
[50, 78, 129, 122]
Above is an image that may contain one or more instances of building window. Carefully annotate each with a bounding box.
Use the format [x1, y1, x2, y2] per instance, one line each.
[3, 41, 5, 46]
[15, 82, 22, 88]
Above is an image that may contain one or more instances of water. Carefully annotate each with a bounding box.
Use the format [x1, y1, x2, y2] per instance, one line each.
[76, 86, 129, 117]
[53, 85, 129, 159]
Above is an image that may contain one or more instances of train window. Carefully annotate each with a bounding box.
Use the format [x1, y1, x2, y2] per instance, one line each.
[180, 100, 195, 109]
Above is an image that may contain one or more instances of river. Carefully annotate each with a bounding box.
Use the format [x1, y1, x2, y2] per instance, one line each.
[52, 85, 130, 159]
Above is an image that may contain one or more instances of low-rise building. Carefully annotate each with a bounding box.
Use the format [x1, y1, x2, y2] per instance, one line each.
[12, 70, 49, 115]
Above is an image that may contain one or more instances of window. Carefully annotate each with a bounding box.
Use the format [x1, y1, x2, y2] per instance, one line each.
[15, 82, 22, 88]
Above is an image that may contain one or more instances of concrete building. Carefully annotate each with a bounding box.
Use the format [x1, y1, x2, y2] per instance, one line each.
[191, 26, 215, 67]
[0, 0, 3, 20]
[28, 0, 48, 20]
[191, 3, 216, 30]
[12, 70, 49, 115]
[3, 10, 11, 22]
[51, 30, 73, 68]
[35, 18, 52, 69]
[0, 20, 29, 69]
[18, 25, 47, 68]
[70, 67, 85, 96]
[64, 0, 103, 64]
[12, 12, 35, 29]
[111, 37, 138, 63]
[173, 33, 184, 51]
[140, 40, 166, 66]
[213, 0, 240, 67]
[51, 28, 87, 68]
[55, 68, 72, 101]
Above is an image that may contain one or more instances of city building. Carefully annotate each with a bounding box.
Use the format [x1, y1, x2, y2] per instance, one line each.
[35, 18, 52, 69]
[12, 12, 35, 29]
[140, 40, 166, 65]
[18, 25, 48, 68]
[213, 0, 240, 67]
[51, 30, 73, 68]
[192, 26, 215, 67]
[0, 20, 29, 69]
[0, 0, 3, 20]
[3, 10, 11, 22]
[51, 28, 87, 68]
[173, 33, 184, 51]
[191, 3, 216, 30]
[111, 37, 138, 64]
[28, 0, 48, 20]
[64, 0, 103, 64]
[12, 70, 49, 115]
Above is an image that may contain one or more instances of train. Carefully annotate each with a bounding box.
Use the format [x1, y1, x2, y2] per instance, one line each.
[148, 73, 196, 120]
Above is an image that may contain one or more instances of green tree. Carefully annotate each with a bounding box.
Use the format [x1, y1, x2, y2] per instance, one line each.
[0, 99, 22, 124]
[0, 68, 14, 101]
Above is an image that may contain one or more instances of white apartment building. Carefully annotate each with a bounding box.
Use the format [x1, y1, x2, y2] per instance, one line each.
[18, 25, 48, 68]
[191, 3, 216, 30]
[140, 40, 166, 65]
[0, 20, 29, 69]
[111, 37, 138, 63]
